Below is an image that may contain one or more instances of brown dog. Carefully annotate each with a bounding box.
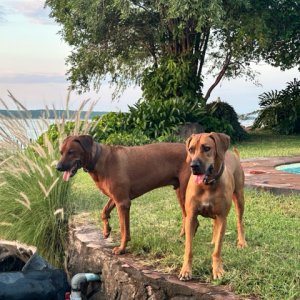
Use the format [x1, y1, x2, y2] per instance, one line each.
[56, 135, 191, 255]
[178, 132, 246, 281]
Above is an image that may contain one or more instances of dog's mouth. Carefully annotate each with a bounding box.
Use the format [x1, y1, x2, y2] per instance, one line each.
[192, 165, 213, 184]
[193, 173, 205, 184]
[63, 160, 81, 182]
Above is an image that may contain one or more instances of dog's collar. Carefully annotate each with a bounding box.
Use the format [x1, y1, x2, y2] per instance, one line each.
[83, 143, 100, 172]
[203, 163, 224, 185]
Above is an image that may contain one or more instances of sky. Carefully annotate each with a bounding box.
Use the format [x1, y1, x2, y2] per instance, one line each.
[0, 0, 299, 114]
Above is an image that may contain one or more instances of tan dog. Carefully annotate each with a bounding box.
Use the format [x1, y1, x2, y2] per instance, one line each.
[178, 132, 246, 281]
[56, 135, 191, 255]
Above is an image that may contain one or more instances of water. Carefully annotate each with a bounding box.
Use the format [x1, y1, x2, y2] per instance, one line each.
[0, 115, 254, 142]
[276, 163, 300, 174]
[0, 118, 54, 141]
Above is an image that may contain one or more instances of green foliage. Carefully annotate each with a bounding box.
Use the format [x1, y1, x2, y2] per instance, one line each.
[89, 112, 130, 142]
[156, 133, 185, 143]
[128, 97, 205, 138]
[201, 116, 234, 138]
[37, 121, 84, 146]
[46, 0, 299, 100]
[253, 78, 300, 134]
[105, 131, 151, 146]
[0, 145, 72, 267]
[0, 95, 96, 267]
[142, 57, 203, 102]
[206, 101, 248, 141]
[38, 112, 132, 146]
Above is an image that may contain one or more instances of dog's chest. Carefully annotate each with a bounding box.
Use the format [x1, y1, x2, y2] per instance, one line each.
[193, 190, 218, 218]
[197, 202, 216, 218]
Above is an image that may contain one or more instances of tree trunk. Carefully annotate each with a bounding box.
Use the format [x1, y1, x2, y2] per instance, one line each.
[204, 52, 232, 101]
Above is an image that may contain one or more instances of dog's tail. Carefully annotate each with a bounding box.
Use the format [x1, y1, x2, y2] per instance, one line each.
[233, 147, 240, 160]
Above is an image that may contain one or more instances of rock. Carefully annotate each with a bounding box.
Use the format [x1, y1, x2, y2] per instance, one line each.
[66, 214, 245, 300]
[0, 240, 35, 272]
[177, 123, 204, 139]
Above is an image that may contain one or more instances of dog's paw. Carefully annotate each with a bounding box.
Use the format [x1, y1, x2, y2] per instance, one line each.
[237, 239, 247, 249]
[178, 266, 192, 281]
[212, 263, 225, 280]
[112, 246, 125, 255]
[103, 227, 112, 239]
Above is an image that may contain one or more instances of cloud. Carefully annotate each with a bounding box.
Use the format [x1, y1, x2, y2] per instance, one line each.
[0, 5, 8, 23]
[1, 0, 54, 25]
[0, 73, 67, 84]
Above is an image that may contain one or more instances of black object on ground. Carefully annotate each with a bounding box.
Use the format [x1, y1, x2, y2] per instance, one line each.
[0, 242, 70, 300]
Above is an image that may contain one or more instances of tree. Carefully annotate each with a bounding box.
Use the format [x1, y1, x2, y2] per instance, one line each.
[253, 78, 300, 134]
[46, 0, 299, 102]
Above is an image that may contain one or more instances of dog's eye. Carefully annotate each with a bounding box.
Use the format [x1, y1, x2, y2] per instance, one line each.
[202, 145, 211, 152]
[67, 150, 74, 155]
[188, 147, 194, 153]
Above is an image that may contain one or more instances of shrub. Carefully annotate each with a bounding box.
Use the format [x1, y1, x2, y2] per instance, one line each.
[206, 101, 248, 141]
[37, 121, 79, 146]
[156, 133, 185, 143]
[104, 131, 151, 146]
[253, 78, 300, 134]
[0, 145, 72, 266]
[131, 56, 205, 138]
[141, 57, 203, 103]
[0, 96, 94, 266]
[90, 112, 131, 142]
[128, 97, 205, 138]
[201, 115, 234, 137]
[38, 112, 131, 146]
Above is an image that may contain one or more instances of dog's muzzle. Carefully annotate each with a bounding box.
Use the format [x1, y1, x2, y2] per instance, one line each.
[190, 160, 204, 175]
[56, 160, 82, 181]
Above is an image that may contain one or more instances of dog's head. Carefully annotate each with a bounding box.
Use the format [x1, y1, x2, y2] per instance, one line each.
[56, 135, 94, 181]
[186, 132, 230, 184]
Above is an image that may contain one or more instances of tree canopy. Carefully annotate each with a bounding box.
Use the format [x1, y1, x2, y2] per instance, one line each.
[46, 0, 300, 101]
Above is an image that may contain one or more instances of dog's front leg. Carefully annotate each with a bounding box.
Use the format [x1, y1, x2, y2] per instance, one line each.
[101, 198, 115, 238]
[211, 216, 227, 279]
[178, 213, 198, 281]
[113, 198, 131, 255]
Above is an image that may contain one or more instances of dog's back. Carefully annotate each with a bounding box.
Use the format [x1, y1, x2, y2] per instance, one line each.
[224, 149, 244, 190]
[102, 143, 189, 198]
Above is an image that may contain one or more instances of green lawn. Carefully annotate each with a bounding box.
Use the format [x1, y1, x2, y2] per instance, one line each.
[234, 132, 300, 159]
[72, 133, 300, 300]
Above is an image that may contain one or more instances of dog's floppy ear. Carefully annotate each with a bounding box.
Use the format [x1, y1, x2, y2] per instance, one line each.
[185, 134, 196, 163]
[185, 135, 194, 152]
[209, 132, 230, 161]
[74, 135, 94, 153]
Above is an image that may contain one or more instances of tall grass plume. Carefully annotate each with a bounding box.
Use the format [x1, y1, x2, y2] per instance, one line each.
[0, 92, 97, 266]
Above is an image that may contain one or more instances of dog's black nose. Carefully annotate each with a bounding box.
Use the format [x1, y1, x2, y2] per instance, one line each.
[56, 162, 63, 172]
[190, 160, 201, 170]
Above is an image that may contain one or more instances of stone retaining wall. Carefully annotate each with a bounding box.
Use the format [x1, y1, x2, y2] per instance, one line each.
[67, 214, 248, 300]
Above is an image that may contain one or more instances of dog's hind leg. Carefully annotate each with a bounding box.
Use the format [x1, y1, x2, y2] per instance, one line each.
[101, 198, 115, 238]
[232, 191, 247, 248]
[211, 219, 217, 245]
[175, 188, 187, 236]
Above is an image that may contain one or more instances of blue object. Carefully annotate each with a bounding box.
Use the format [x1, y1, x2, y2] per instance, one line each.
[0, 253, 69, 300]
[276, 163, 300, 174]
[0, 269, 69, 300]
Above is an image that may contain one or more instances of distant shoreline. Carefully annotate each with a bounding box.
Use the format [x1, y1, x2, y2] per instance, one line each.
[0, 110, 107, 119]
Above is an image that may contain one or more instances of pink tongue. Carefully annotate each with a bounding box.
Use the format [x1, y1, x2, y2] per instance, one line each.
[194, 174, 205, 184]
[63, 171, 71, 182]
